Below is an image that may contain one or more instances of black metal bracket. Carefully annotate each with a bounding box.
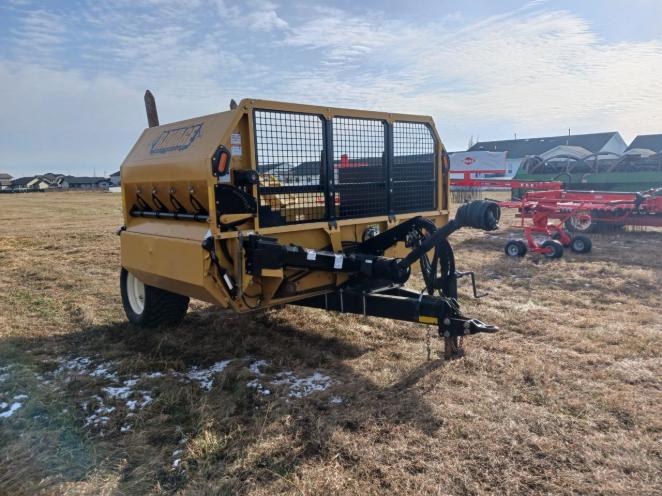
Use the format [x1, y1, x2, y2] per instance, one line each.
[455, 271, 488, 298]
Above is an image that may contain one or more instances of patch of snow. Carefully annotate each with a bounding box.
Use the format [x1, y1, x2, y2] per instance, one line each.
[120, 424, 131, 433]
[172, 449, 182, 457]
[273, 371, 332, 398]
[172, 458, 181, 468]
[330, 396, 344, 405]
[0, 402, 23, 418]
[249, 360, 269, 375]
[13, 394, 28, 400]
[55, 357, 118, 382]
[103, 385, 133, 399]
[184, 360, 232, 391]
[89, 364, 118, 381]
[247, 379, 271, 396]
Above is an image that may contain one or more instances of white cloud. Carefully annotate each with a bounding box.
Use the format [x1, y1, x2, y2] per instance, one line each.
[274, 6, 662, 147]
[212, 0, 287, 31]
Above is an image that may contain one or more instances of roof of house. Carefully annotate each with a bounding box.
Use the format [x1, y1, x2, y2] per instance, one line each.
[11, 176, 40, 186]
[0, 173, 12, 180]
[468, 132, 621, 158]
[64, 176, 110, 185]
[110, 170, 121, 177]
[626, 134, 662, 152]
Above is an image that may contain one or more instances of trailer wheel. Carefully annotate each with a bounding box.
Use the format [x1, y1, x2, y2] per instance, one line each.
[120, 268, 190, 327]
[570, 235, 592, 254]
[540, 239, 564, 259]
[505, 240, 527, 257]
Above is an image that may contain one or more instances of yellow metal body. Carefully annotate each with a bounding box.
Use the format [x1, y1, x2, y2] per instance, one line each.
[120, 99, 450, 312]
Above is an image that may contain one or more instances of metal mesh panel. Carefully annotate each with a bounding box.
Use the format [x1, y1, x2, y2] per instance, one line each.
[254, 110, 326, 227]
[392, 122, 437, 213]
[332, 117, 387, 219]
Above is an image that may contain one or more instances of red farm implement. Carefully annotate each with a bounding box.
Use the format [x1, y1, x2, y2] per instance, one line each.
[451, 172, 662, 258]
[498, 197, 593, 258]
[509, 188, 662, 233]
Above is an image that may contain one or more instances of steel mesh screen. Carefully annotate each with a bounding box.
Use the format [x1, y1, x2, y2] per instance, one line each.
[392, 122, 437, 213]
[254, 110, 326, 227]
[332, 117, 387, 219]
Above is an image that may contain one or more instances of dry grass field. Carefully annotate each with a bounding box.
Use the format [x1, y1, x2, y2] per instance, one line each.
[0, 191, 660, 495]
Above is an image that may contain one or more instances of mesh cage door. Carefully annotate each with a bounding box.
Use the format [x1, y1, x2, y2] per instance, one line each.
[332, 117, 387, 219]
[254, 110, 327, 227]
[392, 122, 437, 213]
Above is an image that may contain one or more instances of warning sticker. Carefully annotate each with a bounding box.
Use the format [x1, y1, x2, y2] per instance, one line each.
[306, 250, 317, 261]
[333, 254, 343, 270]
[231, 145, 242, 157]
[231, 133, 242, 145]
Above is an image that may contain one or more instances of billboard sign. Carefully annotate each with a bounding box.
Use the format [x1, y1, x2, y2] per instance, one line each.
[449, 151, 507, 172]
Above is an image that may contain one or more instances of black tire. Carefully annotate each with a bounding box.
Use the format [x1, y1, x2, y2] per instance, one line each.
[120, 268, 190, 328]
[540, 239, 564, 259]
[505, 240, 527, 257]
[570, 235, 592, 254]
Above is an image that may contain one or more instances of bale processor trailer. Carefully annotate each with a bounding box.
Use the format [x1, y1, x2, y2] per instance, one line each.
[118, 94, 501, 358]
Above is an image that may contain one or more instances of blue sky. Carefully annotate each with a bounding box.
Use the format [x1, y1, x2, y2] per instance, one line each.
[1, 0, 661, 177]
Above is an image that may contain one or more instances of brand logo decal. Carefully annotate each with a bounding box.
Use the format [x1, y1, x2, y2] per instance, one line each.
[151, 123, 203, 154]
[463, 156, 476, 166]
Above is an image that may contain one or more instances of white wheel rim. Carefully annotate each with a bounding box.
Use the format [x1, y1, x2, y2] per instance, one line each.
[507, 244, 520, 256]
[127, 272, 145, 314]
[570, 211, 592, 231]
[574, 239, 585, 251]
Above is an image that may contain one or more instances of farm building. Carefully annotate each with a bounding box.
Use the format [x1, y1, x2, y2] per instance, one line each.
[61, 176, 111, 189]
[626, 134, 662, 154]
[468, 132, 627, 178]
[0, 173, 12, 190]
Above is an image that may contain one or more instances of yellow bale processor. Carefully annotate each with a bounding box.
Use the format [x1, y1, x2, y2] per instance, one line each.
[119, 92, 500, 357]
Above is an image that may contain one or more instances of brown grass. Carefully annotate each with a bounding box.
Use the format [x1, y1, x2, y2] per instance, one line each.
[0, 191, 660, 495]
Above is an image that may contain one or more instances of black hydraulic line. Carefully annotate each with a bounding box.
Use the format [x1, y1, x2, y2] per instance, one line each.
[130, 209, 208, 222]
[397, 200, 500, 270]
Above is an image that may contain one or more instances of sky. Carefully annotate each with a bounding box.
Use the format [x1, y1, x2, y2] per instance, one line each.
[1, 0, 661, 177]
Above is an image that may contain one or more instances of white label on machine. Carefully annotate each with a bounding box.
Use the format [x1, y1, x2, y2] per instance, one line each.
[231, 133, 242, 145]
[334, 254, 343, 269]
[231, 145, 242, 157]
[306, 250, 317, 261]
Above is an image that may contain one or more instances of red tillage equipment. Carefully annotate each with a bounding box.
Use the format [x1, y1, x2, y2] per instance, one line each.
[509, 188, 662, 232]
[451, 172, 662, 258]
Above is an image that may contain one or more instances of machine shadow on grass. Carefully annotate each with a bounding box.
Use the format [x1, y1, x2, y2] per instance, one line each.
[0, 305, 448, 493]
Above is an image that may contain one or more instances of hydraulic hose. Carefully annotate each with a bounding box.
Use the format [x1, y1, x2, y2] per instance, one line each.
[397, 200, 500, 270]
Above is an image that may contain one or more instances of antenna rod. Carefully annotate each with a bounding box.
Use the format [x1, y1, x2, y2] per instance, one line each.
[144, 90, 159, 128]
